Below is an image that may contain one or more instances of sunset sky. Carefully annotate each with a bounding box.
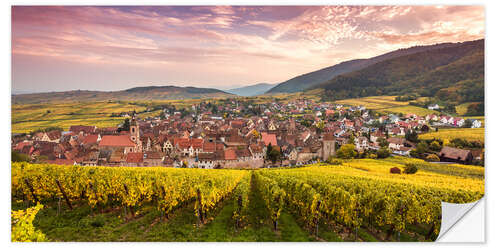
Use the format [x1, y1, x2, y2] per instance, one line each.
[11, 6, 484, 93]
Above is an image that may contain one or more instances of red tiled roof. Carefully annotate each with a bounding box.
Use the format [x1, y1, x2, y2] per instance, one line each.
[69, 125, 95, 134]
[99, 135, 135, 147]
[82, 134, 99, 145]
[126, 152, 143, 163]
[261, 132, 277, 146]
[224, 149, 237, 160]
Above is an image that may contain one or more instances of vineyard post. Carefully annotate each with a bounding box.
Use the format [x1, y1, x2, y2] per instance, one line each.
[196, 188, 203, 225]
[24, 178, 38, 203]
[56, 179, 73, 210]
[123, 184, 133, 218]
[161, 186, 168, 219]
[57, 197, 61, 216]
[237, 194, 243, 228]
[89, 182, 99, 215]
[315, 199, 321, 237]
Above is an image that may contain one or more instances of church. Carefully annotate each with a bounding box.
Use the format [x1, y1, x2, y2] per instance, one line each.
[98, 118, 142, 154]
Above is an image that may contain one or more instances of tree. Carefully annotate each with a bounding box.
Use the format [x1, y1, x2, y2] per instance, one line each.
[266, 143, 273, 160]
[426, 154, 440, 162]
[429, 141, 442, 151]
[405, 130, 418, 143]
[403, 163, 418, 174]
[376, 147, 391, 159]
[12, 152, 31, 162]
[377, 137, 389, 148]
[118, 118, 130, 132]
[336, 144, 357, 159]
[464, 119, 473, 128]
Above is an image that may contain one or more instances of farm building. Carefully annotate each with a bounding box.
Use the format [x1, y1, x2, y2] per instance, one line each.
[439, 146, 473, 164]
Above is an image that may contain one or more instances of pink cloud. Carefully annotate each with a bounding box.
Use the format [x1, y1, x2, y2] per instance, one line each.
[11, 6, 485, 91]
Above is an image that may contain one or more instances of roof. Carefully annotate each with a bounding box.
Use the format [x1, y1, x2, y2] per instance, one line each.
[224, 149, 237, 160]
[82, 134, 99, 145]
[126, 152, 143, 163]
[69, 125, 95, 134]
[99, 135, 136, 147]
[440, 146, 471, 160]
[46, 130, 61, 140]
[261, 132, 277, 146]
[387, 137, 405, 145]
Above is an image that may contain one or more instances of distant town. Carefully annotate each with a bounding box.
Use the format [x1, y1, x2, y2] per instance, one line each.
[12, 98, 483, 168]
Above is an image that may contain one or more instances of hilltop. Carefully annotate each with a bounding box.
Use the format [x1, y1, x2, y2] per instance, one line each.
[266, 41, 475, 94]
[313, 39, 484, 104]
[226, 83, 276, 96]
[12, 85, 234, 104]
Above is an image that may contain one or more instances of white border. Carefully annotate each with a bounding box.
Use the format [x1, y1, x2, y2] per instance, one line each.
[2, 0, 497, 249]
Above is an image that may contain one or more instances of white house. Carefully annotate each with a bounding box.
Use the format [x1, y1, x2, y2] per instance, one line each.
[428, 104, 440, 110]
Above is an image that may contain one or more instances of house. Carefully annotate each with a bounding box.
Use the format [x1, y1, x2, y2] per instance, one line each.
[197, 152, 216, 169]
[143, 151, 163, 166]
[387, 137, 405, 150]
[41, 130, 62, 143]
[261, 132, 278, 147]
[428, 104, 440, 110]
[124, 152, 143, 167]
[471, 119, 482, 128]
[439, 146, 473, 164]
[354, 136, 369, 151]
[69, 125, 96, 135]
[99, 135, 137, 154]
[393, 146, 412, 156]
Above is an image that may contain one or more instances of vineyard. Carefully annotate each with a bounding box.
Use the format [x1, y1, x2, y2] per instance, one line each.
[11, 158, 484, 242]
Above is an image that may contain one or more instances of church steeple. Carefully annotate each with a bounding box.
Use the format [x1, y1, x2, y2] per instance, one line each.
[130, 117, 139, 142]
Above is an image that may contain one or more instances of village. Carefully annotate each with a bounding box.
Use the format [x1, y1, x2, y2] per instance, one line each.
[11, 98, 483, 168]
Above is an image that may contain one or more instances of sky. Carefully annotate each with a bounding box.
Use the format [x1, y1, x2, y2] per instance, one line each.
[11, 5, 484, 93]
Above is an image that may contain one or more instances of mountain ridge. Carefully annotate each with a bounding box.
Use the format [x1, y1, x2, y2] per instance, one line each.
[266, 40, 473, 94]
[12, 85, 234, 104]
[226, 83, 276, 96]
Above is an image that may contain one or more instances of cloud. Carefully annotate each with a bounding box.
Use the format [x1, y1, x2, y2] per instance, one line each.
[11, 6, 484, 91]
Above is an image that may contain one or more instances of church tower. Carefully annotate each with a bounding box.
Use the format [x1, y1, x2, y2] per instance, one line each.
[130, 117, 142, 152]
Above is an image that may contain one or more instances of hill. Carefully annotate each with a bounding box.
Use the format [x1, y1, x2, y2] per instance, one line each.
[266, 42, 461, 93]
[313, 39, 484, 104]
[11, 85, 234, 104]
[226, 83, 276, 96]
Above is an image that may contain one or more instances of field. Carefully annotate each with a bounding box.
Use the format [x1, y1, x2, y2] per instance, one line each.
[334, 96, 438, 116]
[419, 128, 485, 143]
[12, 157, 484, 242]
[11, 101, 148, 133]
[11, 99, 219, 133]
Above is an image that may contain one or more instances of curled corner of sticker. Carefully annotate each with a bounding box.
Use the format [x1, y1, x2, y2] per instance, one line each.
[436, 197, 484, 241]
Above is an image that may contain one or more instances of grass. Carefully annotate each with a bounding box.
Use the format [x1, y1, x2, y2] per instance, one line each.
[419, 128, 484, 143]
[376, 105, 439, 116]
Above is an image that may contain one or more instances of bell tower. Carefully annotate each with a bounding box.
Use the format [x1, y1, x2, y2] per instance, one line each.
[129, 117, 142, 152]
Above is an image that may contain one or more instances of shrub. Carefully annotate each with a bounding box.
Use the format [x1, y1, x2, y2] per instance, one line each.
[426, 154, 440, 162]
[377, 147, 391, 159]
[403, 163, 418, 174]
[390, 167, 401, 174]
[327, 156, 343, 165]
[336, 144, 358, 159]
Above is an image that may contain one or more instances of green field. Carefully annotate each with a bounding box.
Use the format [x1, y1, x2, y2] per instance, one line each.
[419, 128, 485, 142]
